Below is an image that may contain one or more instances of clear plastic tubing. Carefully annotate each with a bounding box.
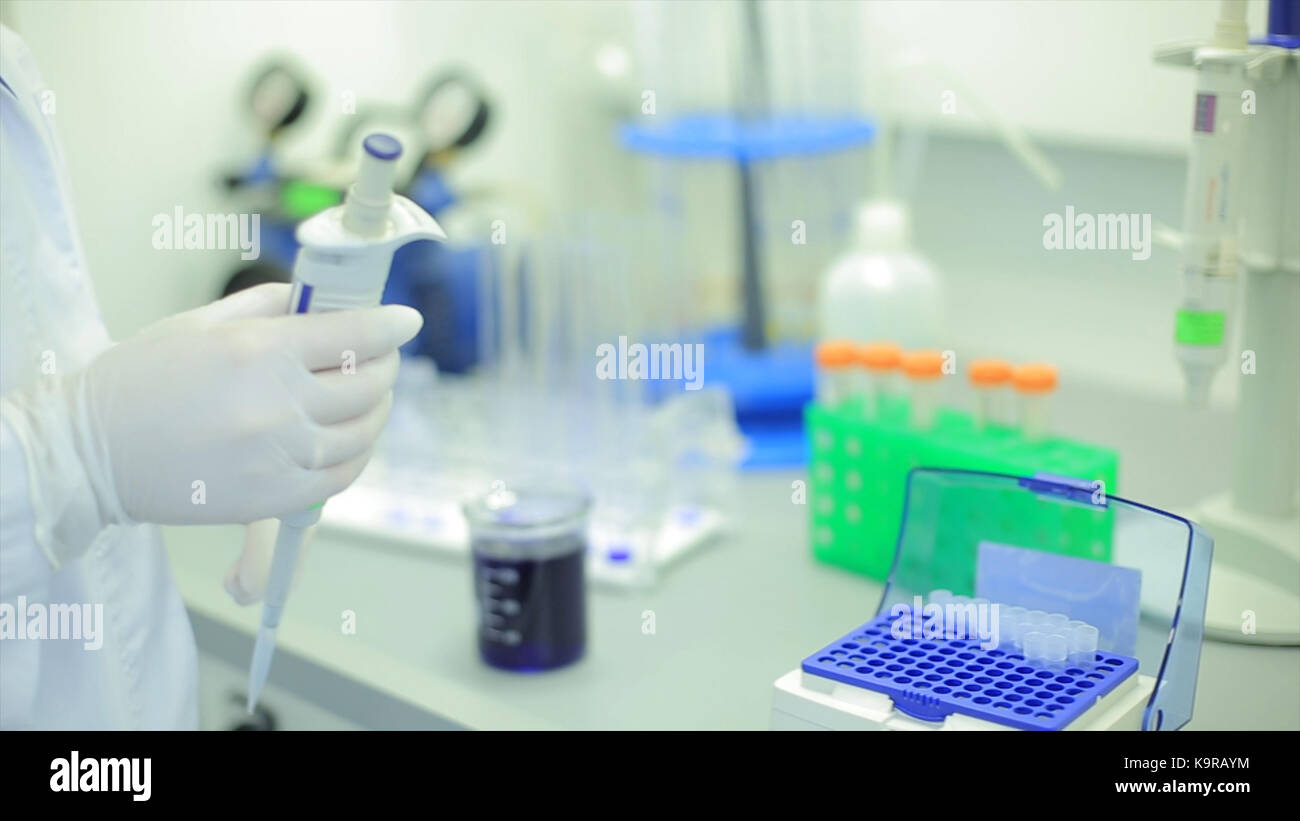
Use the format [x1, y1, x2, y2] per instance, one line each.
[967, 358, 1013, 432]
[856, 341, 902, 420]
[815, 340, 857, 407]
[1012, 363, 1058, 444]
[1069, 622, 1100, 667]
[901, 349, 946, 431]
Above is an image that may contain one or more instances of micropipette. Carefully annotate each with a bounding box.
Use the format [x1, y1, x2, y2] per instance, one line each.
[246, 134, 446, 712]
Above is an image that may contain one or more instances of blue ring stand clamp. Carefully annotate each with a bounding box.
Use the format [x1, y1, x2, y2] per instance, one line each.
[798, 469, 1213, 731]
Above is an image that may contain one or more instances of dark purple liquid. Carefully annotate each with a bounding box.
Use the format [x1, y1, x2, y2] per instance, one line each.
[473, 547, 586, 671]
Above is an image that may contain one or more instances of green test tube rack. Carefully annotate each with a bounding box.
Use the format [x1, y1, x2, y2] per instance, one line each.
[806, 396, 1119, 589]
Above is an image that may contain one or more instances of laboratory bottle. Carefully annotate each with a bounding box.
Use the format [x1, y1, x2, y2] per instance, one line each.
[817, 199, 943, 350]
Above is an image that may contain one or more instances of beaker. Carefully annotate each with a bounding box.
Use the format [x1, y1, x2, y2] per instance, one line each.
[464, 483, 590, 672]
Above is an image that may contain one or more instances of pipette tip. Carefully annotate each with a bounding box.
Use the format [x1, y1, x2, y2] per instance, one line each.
[246, 624, 278, 715]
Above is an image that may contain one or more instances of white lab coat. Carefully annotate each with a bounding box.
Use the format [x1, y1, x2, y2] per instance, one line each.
[0, 26, 198, 729]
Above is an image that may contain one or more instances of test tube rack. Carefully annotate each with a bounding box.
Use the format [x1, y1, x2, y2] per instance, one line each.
[806, 397, 1119, 583]
[800, 612, 1139, 731]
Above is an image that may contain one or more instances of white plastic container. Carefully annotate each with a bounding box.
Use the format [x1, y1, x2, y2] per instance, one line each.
[818, 200, 943, 350]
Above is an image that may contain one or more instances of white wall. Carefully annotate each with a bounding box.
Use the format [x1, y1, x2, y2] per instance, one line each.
[4, 0, 1269, 407]
[860, 0, 1269, 152]
[6, 0, 633, 338]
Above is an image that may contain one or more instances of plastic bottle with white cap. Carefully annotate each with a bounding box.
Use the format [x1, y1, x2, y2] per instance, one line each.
[818, 200, 943, 351]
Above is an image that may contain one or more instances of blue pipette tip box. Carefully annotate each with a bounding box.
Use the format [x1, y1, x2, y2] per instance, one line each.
[802, 613, 1139, 731]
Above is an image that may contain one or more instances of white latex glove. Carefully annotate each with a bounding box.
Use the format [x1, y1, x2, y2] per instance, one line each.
[0, 283, 421, 565]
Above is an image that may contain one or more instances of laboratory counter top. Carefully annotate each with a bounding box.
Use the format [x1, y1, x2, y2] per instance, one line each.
[166, 470, 1300, 731]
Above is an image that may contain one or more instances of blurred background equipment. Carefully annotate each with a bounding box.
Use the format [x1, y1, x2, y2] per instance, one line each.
[320, 219, 746, 590]
[808, 346, 1118, 581]
[1157, 0, 1300, 644]
[622, 0, 875, 467]
[220, 60, 496, 373]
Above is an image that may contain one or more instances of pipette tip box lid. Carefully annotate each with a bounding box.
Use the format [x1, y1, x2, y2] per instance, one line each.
[802, 468, 1213, 731]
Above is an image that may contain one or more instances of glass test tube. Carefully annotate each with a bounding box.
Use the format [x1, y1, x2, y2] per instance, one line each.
[967, 358, 1013, 432]
[856, 341, 902, 420]
[901, 350, 945, 431]
[1012, 363, 1058, 444]
[815, 340, 857, 406]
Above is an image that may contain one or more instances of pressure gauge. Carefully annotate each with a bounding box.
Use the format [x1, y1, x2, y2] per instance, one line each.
[414, 71, 491, 156]
[247, 60, 310, 136]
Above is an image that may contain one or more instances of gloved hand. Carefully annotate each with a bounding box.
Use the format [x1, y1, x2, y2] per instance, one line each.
[0, 283, 421, 566]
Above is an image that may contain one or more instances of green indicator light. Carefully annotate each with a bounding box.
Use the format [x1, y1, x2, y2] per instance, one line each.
[1175, 310, 1225, 346]
[281, 181, 342, 220]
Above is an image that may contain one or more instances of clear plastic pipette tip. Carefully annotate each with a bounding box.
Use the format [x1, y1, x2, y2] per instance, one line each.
[246, 624, 279, 713]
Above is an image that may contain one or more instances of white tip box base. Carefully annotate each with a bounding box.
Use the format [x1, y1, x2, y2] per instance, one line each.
[771, 669, 1157, 731]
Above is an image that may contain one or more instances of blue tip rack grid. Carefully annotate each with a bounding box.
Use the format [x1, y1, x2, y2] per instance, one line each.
[803, 612, 1140, 731]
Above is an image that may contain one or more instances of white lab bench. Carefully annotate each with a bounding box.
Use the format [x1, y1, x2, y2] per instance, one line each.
[165, 466, 1300, 731]
[166, 373, 1299, 730]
